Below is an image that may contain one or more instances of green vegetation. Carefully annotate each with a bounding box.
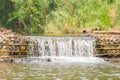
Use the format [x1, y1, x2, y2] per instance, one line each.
[0, 0, 14, 29]
[0, 0, 120, 35]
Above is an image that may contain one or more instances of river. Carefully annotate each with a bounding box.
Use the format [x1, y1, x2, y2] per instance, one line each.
[0, 62, 120, 80]
[0, 36, 120, 80]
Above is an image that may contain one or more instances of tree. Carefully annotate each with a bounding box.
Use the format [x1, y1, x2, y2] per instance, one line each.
[0, 0, 14, 29]
[9, 0, 57, 34]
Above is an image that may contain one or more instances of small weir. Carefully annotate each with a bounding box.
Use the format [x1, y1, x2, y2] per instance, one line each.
[21, 36, 104, 63]
[29, 36, 94, 57]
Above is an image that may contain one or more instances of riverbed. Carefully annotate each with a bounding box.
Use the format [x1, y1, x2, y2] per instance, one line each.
[0, 62, 120, 80]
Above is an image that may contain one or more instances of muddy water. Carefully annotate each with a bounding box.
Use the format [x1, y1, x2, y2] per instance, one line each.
[0, 62, 120, 80]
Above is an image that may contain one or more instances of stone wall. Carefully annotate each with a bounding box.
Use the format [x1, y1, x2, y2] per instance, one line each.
[1, 28, 120, 62]
[93, 31, 120, 57]
[0, 28, 29, 59]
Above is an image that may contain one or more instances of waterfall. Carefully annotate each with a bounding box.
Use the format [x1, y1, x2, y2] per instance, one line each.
[22, 36, 104, 63]
[28, 36, 95, 57]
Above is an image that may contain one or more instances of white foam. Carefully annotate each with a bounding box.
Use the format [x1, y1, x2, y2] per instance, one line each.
[21, 56, 105, 63]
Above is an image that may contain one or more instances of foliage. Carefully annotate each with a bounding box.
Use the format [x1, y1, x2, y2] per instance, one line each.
[0, 0, 14, 29]
[0, 0, 120, 35]
[9, 0, 57, 34]
[115, 0, 120, 28]
[45, 0, 111, 34]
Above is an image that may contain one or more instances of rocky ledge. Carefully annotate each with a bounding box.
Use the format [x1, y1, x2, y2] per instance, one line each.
[0, 28, 29, 61]
[93, 31, 120, 58]
[104, 58, 120, 62]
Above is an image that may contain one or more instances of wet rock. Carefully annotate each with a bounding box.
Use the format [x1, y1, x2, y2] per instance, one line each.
[47, 58, 51, 62]
[104, 58, 120, 62]
[0, 56, 13, 62]
[2, 58, 13, 62]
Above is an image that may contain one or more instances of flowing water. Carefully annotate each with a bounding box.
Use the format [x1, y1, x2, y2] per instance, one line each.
[25, 36, 104, 63]
[28, 36, 95, 57]
[0, 62, 120, 80]
[0, 36, 120, 80]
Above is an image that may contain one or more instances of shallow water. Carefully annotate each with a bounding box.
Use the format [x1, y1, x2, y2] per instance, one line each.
[0, 62, 120, 80]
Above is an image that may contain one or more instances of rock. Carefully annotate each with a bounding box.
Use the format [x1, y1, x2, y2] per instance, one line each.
[0, 28, 29, 59]
[104, 58, 120, 62]
[46, 58, 51, 62]
[2, 58, 13, 62]
[0, 37, 3, 42]
[94, 31, 120, 58]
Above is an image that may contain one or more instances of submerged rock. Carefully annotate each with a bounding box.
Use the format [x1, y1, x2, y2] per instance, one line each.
[0, 56, 13, 62]
[2, 58, 13, 62]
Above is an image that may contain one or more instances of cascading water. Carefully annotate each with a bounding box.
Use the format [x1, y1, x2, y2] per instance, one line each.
[22, 36, 104, 63]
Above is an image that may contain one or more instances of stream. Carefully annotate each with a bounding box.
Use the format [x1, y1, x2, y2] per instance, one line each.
[0, 62, 120, 80]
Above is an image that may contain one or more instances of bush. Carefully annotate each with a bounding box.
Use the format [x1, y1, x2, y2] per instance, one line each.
[1, 0, 120, 35]
[45, 0, 111, 34]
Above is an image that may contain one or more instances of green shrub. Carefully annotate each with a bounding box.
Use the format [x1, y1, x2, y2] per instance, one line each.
[1, 0, 119, 34]
[45, 0, 111, 34]
[115, 0, 120, 29]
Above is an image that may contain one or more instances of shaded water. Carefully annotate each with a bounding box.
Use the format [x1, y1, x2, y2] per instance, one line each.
[0, 62, 120, 80]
